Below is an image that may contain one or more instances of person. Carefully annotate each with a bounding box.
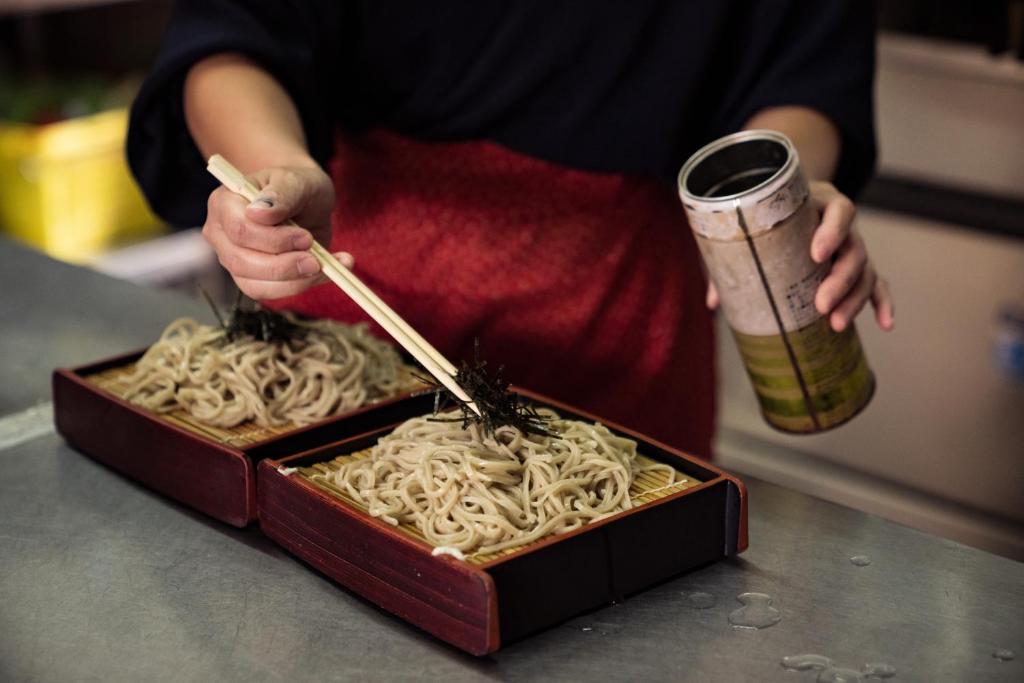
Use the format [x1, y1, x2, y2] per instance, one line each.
[128, 0, 894, 459]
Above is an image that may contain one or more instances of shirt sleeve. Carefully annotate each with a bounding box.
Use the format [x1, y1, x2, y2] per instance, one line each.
[714, 0, 877, 197]
[126, 0, 341, 227]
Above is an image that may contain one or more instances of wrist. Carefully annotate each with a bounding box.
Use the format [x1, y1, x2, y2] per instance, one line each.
[743, 106, 839, 182]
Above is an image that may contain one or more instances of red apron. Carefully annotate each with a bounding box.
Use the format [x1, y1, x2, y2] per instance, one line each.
[272, 130, 715, 458]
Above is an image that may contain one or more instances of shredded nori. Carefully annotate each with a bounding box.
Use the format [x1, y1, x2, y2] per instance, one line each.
[421, 339, 553, 438]
[201, 289, 303, 343]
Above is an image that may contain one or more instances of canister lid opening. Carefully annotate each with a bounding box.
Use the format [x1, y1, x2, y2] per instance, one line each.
[685, 138, 789, 199]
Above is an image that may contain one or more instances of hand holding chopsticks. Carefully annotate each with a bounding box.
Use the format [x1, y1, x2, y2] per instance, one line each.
[206, 154, 481, 416]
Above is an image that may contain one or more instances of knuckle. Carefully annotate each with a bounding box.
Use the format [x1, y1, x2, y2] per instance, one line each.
[219, 250, 241, 274]
[226, 217, 248, 243]
[274, 229, 298, 253]
[867, 269, 879, 292]
[843, 197, 857, 218]
[270, 257, 293, 281]
[206, 190, 220, 213]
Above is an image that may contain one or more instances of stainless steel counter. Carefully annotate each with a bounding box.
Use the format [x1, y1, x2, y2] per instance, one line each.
[0, 239, 210, 415]
[1, 238, 1021, 682]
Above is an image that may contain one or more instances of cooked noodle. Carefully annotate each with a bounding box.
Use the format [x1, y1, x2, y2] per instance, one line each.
[123, 315, 405, 428]
[319, 409, 684, 556]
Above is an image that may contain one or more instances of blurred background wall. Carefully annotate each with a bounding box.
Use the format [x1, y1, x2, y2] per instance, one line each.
[1, 1, 1022, 558]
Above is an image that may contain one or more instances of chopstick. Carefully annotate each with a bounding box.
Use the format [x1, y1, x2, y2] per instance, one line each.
[206, 154, 481, 416]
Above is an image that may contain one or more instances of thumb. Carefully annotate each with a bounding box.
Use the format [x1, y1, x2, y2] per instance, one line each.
[244, 175, 304, 226]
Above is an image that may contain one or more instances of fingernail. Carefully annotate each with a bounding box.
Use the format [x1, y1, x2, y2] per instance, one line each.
[249, 196, 274, 209]
[297, 256, 319, 275]
[293, 233, 313, 250]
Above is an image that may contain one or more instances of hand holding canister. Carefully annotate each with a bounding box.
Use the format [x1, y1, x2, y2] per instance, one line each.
[678, 130, 876, 433]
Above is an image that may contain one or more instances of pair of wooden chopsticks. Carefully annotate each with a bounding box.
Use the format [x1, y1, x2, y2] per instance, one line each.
[206, 154, 481, 416]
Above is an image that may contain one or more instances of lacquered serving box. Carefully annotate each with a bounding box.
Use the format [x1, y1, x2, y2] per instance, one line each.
[257, 390, 747, 655]
[52, 350, 419, 526]
[54, 353, 747, 655]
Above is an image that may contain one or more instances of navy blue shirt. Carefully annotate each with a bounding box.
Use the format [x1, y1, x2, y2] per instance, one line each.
[128, 0, 876, 227]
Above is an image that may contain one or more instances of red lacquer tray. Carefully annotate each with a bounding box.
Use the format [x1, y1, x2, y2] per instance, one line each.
[52, 351, 420, 526]
[257, 390, 748, 655]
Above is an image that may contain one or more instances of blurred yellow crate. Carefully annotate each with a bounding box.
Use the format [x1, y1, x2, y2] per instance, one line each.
[0, 108, 164, 262]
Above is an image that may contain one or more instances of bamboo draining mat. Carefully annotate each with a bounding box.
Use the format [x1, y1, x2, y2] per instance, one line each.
[86, 362, 422, 448]
[300, 449, 702, 565]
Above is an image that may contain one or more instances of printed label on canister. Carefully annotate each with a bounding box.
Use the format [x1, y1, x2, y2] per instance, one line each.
[695, 201, 825, 336]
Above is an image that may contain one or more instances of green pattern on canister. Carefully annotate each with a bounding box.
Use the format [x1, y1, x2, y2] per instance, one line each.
[733, 317, 875, 433]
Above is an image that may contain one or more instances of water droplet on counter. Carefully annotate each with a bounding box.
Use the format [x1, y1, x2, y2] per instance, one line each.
[729, 592, 781, 629]
[850, 555, 872, 567]
[817, 667, 868, 682]
[993, 649, 1015, 661]
[687, 591, 716, 609]
[782, 654, 834, 670]
[571, 618, 624, 636]
[781, 654, 895, 681]
[862, 663, 895, 677]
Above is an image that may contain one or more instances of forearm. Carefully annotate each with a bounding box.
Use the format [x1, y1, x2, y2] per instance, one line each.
[184, 53, 318, 174]
[744, 106, 840, 182]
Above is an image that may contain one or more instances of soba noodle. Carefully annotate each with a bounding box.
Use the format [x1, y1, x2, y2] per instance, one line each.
[320, 409, 684, 556]
[123, 315, 405, 428]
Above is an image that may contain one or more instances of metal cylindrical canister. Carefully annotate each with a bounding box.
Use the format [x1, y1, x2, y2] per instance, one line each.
[677, 130, 874, 433]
